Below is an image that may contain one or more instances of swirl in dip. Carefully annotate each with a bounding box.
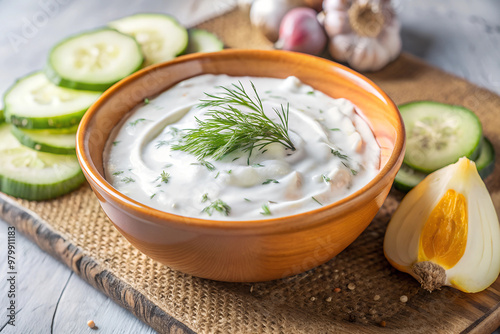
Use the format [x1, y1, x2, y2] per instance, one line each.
[104, 75, 380, 220]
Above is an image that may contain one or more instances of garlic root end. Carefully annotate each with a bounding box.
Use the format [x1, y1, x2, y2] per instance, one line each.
[412, 261, 446, 292]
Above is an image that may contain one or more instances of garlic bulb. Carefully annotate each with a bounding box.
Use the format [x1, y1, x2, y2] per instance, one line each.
[384, 158, 500, 293]
[322, 0, 402, 71]
[250, 0, 306, 42]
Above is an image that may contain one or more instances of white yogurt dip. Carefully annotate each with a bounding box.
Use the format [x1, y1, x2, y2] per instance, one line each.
[104, 75, 380, 220]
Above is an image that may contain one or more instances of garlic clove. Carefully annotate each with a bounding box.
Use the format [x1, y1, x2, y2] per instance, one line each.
[349, 37, 377, 72]
[323, 11, 351, 36]
[328, 34, 353, 62]
[322, 0, 350, 12]
[384, 157, 500, 293]
[369, 40, 391, 71]
[377, 18, 402, 60]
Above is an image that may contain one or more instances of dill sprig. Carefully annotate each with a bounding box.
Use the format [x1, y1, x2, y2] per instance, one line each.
[172, 81, 295, 161]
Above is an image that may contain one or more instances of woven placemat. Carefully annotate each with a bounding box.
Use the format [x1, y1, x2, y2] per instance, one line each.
[1, 8, 500, 334]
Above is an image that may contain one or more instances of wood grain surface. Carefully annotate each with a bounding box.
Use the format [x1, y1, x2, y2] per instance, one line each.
[0, 1, 499, 333]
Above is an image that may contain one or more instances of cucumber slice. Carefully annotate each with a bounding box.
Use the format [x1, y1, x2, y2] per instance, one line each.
[46, 29, 143, 91]
[394, 137, 495, 192]
[108, 13, 188, 67]
[10, 125, 76, 155]
[400, 101, 482, 173]
[4, 72, 100, 129]
[476, 137, 495, 179]
[185, 29, 224, 54]
[0, 123, 84, 200]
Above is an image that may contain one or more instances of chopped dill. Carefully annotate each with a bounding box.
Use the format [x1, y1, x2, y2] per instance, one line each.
[312, 196, 323, 206]
[307, 91, 315, 95]
[160, 171, 170, 184]
[244, 198, 251, 202]
[191, 159, 216, 172]
[201, 193, 209, 203]
[202, 199, 231, 216]
[122, 177, 135, 183]
[167, 127, 180, 136]
[144, 98, 150, 104]
[150, 193, 156, 199]
[112, 141, 121, 146]
[155, 140, 168, 149]
[340, 161, 359, 176]
[330, 128, 340, 131]
[263, 179, 279, 185]
[215, 171, 220, 179]
[322, 174, 331, 183]
[129, 118, 149, 127]
[252, 163, 264, 168]
[226, 169, 232, 174]
[112, 171, 124, 176]
[331, 149, 348, 160]
[260, 204, 271, 215]
[232, 157, 240, 162]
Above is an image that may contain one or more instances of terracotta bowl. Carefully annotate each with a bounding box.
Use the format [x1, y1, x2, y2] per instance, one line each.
[76, 50, 405, 282]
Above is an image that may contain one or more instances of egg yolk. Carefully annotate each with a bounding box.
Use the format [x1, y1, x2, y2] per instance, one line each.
[418, 189, 468, 269]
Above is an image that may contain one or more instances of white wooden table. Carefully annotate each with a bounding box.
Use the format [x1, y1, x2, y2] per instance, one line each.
[0, 0, 499, 333]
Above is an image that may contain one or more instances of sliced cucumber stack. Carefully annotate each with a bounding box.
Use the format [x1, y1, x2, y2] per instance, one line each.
[0, 123, 84, 200]
[185, 29, 224, 54]
[46, 29, 143, 91]
[109, 13, 188, 67]
[4, 72, 100, 129]
[1, 12, 215, 201]
[401, 101, 482, 173]
[394, 137, 495, 192]
[10, 126, 76, 155]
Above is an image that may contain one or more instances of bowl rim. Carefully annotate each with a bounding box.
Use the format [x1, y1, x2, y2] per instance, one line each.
[76, 49, 405, 233]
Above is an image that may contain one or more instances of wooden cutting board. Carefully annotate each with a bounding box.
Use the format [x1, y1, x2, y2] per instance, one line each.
[1, 9, 499, 334]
